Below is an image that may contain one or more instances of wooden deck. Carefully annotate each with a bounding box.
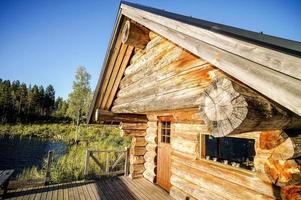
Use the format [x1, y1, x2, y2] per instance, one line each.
[5, 177, 172, 200]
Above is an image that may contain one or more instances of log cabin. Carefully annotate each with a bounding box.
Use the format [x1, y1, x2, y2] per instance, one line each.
[88, 2, 301, 199]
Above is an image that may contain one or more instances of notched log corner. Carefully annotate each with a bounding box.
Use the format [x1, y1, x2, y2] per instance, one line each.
[198, 77, 301, 137]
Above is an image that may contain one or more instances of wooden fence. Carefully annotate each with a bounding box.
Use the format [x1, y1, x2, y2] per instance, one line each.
[84, 148, 130, 179]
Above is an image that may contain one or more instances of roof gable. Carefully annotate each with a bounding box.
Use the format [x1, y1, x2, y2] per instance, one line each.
[88, 2, 301, 123]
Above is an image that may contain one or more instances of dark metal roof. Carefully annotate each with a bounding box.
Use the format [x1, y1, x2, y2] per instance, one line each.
[121, 1, 301, 57]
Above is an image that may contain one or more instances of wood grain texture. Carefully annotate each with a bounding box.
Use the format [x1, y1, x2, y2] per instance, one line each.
[121, 20, 150, 49]
[121, 4, 301, 81]
[199, 78, 301, 137]
[121, 7, 301, 116]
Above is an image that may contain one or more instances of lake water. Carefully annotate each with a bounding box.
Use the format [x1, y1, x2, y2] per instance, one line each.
[0, 135, 67, 178]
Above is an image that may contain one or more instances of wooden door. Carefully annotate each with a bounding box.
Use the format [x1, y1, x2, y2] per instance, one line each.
[157, 118, 172, 191]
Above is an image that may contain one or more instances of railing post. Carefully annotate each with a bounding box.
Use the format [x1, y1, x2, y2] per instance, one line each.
[45, 150, 53, 185]
[124, 147, 130, 176]
[84, 150, 90, 179]
[105, 152, 110, 173]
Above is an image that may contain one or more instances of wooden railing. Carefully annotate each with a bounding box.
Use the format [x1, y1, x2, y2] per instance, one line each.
[84, 148, 130, 179]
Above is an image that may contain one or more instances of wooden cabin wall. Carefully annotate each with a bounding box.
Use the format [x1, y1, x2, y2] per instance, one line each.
[115, 32, 300, 199]
[112, 32, 222, 113]
[144, 110, 300, 200]
[120, 122, 147, 179]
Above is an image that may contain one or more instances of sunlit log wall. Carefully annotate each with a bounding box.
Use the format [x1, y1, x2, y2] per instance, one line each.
[120, 122, 147, 179]
[116, 32, 300, 200]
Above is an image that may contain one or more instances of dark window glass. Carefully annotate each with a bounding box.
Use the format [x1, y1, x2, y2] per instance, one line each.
[205, 135, 255, 170]
[161, 121, 171, 143]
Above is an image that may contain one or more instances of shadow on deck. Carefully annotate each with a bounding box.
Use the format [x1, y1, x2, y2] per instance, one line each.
[5, 176, 171, 200]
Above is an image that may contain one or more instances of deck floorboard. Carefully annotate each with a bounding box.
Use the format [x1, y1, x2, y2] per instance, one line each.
[5, 177, 172, 200]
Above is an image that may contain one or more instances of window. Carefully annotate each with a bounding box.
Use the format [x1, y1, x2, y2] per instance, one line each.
[205, 135, 255, 171]
[161, 121, 171, 143]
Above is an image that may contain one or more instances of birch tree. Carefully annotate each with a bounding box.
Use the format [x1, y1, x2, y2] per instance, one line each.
[67, 66, 92, 141]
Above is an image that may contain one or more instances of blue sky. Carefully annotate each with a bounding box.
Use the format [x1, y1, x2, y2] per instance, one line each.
[1, 0, 300, 99]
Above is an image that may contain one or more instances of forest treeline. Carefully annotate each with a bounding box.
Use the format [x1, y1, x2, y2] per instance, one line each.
[0, 79, 68, 123]
[0, 66, 92, 124]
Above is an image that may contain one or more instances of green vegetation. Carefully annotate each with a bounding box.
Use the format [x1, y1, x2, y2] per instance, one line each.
[0, 66, 92, 124]
[0, 67, 128, 184]
[2, 123, 131, 183]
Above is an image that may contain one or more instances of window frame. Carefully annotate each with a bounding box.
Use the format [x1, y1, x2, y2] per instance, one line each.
[200, 134, 256, 171]
[158, 116, 174, 144]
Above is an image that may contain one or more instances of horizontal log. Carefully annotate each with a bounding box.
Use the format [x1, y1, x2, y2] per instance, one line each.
[173, 132, 199, 142]
[143, 170, 156, 183]
[117, 53, 208, 100]
[171, 137, 198, 155]
[170, 186, 197, 200]
[120, 46, 184, 88]
[120, 122, 148, 130]
[132, 136, 147, 147]
[170, 175, 226, 200]
[270, 131, 301, 160]
[173, 123, 208, 134]
[129, 173, 143, 179]
[123, 41, 175, 77]
[130, 163, 145, 174]
[122, 3, 301, 81]
[121, 5, 301, 117]
[94, 109, 147, 123]
[171, 149, 197, 161]
[116, 57, 208, 100]
[144, 162, 156, 175]
[130, 146, 146, 156]
[148, 31, 158, 40]
[145, 35, 163, 50]
[147, 121, 157, 128]
[145, 143, 157, 152]
[130, 49, 145, 65]
[113, 86, 206, 113]
[146, 127, 157, 136]
[259, 130, 285, 150]
[144, 151, 157, 163]
[115, 67, 213, 106]
[130, 155, 144, 164]
[254, 148, 273, 173]
[171, 163, 275, 199]
[172, 154, 277, 197]
[264, 158, 301, 186]
[121, 20, 149, 49]
[145, 134, 157, 144]
[120, 129, 146, 137]
[281, 185, 301, 200]
[199, 77, 301, 137]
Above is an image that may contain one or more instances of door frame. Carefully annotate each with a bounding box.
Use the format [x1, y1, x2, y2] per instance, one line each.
[156, 115, 174, 191]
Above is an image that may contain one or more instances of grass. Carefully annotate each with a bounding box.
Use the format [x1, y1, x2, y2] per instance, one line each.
[0, 123, 131, 183]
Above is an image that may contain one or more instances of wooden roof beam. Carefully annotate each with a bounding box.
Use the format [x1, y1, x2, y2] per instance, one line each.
[121, 6, 301, 116]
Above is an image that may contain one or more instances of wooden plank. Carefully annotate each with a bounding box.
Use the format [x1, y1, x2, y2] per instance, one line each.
[121, 177, 151, 200]
[96, 180, 109, 200]
[104, 46, 135, 110]
[86, 182, 100, 200]
[113, 178, 136, 200]
[101, 44, 128, 109]
[62, 183, 69, 200]
[75, 182, 86, 200]
[95, 22, 124, 111]
[121, 4, 301, 81]
[121, 6, 301, 116]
